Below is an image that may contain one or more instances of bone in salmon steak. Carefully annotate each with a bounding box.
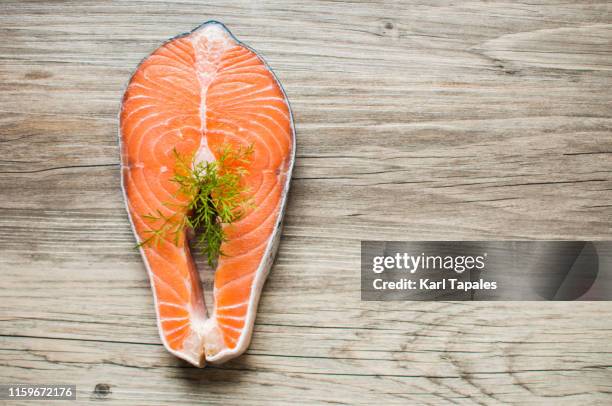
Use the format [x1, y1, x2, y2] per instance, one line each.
[119, 21, 295, 367]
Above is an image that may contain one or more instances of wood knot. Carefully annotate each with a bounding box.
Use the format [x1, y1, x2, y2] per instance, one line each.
[380, 20, 399, 39]
[93, 383, 111, 399]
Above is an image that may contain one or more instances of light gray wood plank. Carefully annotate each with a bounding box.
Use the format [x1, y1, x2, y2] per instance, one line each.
[0, 0, 611, 404]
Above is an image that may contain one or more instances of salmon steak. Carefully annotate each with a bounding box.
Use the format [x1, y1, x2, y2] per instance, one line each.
[119, 21, 295, 366]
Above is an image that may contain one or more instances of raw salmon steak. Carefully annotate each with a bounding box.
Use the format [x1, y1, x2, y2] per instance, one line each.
[119, 21, 295, 366]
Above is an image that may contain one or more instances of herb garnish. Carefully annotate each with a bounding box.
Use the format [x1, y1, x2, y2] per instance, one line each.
[138, 144, 254, 267]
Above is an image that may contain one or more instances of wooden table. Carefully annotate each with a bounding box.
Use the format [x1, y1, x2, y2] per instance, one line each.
[1, 1, 611, 404]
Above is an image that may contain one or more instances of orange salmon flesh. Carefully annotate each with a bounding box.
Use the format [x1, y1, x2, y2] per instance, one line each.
[119, 21, 294, 366]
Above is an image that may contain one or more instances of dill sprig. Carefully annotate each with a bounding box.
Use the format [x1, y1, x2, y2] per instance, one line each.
[138, 143, 254, 267]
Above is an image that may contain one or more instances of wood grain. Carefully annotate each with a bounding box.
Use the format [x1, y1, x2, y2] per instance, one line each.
[1, 1, 611, 404]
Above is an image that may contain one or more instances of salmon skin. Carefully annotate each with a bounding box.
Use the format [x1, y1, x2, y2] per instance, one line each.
[119, 21, 295, 366]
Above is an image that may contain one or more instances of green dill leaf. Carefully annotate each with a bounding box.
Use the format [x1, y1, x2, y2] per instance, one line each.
[137, 143, 254, 267]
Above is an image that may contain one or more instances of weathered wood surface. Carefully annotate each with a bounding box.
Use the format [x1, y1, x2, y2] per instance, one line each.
[1, 1, 611, 404]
